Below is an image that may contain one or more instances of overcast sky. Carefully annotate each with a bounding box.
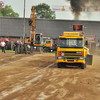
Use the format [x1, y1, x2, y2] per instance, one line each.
[4, 0, 100, 21]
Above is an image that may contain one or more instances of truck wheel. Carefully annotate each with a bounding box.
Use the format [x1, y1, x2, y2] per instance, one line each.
[9, 41, 13, 50]
[24, 44, 27, 54]
[43, 48, 48, 52]
[10, 41, 13, 50]
[81, 64, 86, 69]
[58, 63, 61, 68]
[9, 42, 11, 50]
[6, 41, 9, 50]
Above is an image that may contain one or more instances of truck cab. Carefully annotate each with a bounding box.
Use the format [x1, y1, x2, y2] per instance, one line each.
[56, 32, 92, 69]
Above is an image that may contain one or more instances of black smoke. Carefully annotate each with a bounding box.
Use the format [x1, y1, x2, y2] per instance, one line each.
[66, 0, 100, 20]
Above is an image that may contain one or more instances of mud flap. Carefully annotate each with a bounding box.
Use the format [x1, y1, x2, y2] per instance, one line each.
[86, 54, 93, 65]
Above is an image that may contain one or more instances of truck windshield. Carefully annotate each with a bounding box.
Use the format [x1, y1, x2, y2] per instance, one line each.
[59, 38, 83, 48]
[85, 37, 94, 41]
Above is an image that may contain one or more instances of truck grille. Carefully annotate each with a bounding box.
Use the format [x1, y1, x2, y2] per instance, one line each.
[67, 60, 74, 62]
[60, 51, 82, 56]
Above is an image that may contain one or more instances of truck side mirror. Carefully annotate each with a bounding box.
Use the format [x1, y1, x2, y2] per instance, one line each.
[85, 40, 88, 46]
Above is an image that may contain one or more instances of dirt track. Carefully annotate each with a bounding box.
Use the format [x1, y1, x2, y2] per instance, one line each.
[0, 52, 100, 100]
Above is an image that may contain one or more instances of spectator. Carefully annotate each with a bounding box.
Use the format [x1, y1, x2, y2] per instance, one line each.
[14, 41, 19, 54]
[0, 40, 6, 53]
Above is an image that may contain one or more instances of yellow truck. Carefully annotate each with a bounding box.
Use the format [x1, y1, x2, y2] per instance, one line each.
[56, 32, 93, 69]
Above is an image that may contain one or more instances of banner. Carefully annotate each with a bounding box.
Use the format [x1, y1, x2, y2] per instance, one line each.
[52, 5, 100, 12]
[0, 0, 5, 8]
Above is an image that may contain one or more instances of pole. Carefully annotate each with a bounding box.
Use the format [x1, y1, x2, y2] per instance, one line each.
[22, 0, 26, 53]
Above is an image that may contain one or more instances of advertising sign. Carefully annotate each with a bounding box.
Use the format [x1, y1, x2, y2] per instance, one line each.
[0, 0, 5, 8]
[52, 5, 100, 12]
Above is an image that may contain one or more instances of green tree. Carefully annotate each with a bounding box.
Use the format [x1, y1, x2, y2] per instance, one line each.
[34, 3, 56, 19]
[0, 5, 19, 17]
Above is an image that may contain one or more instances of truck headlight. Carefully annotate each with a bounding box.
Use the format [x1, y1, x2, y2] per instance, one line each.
[57, 57, 64, 59]
[79, 57, 84, 60]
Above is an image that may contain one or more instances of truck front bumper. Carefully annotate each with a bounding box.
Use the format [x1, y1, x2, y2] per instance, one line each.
[57, 57, 85, 64]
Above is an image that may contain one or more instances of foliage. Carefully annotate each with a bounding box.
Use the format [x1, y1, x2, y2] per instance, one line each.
[0, 5, 19, 17]
[0, 49, 15, 53]
[34, 3, 56, 19]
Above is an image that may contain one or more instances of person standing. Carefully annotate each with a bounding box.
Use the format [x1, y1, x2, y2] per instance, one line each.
[0, 40, 6, 53]
[14, 41, 19, 54]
